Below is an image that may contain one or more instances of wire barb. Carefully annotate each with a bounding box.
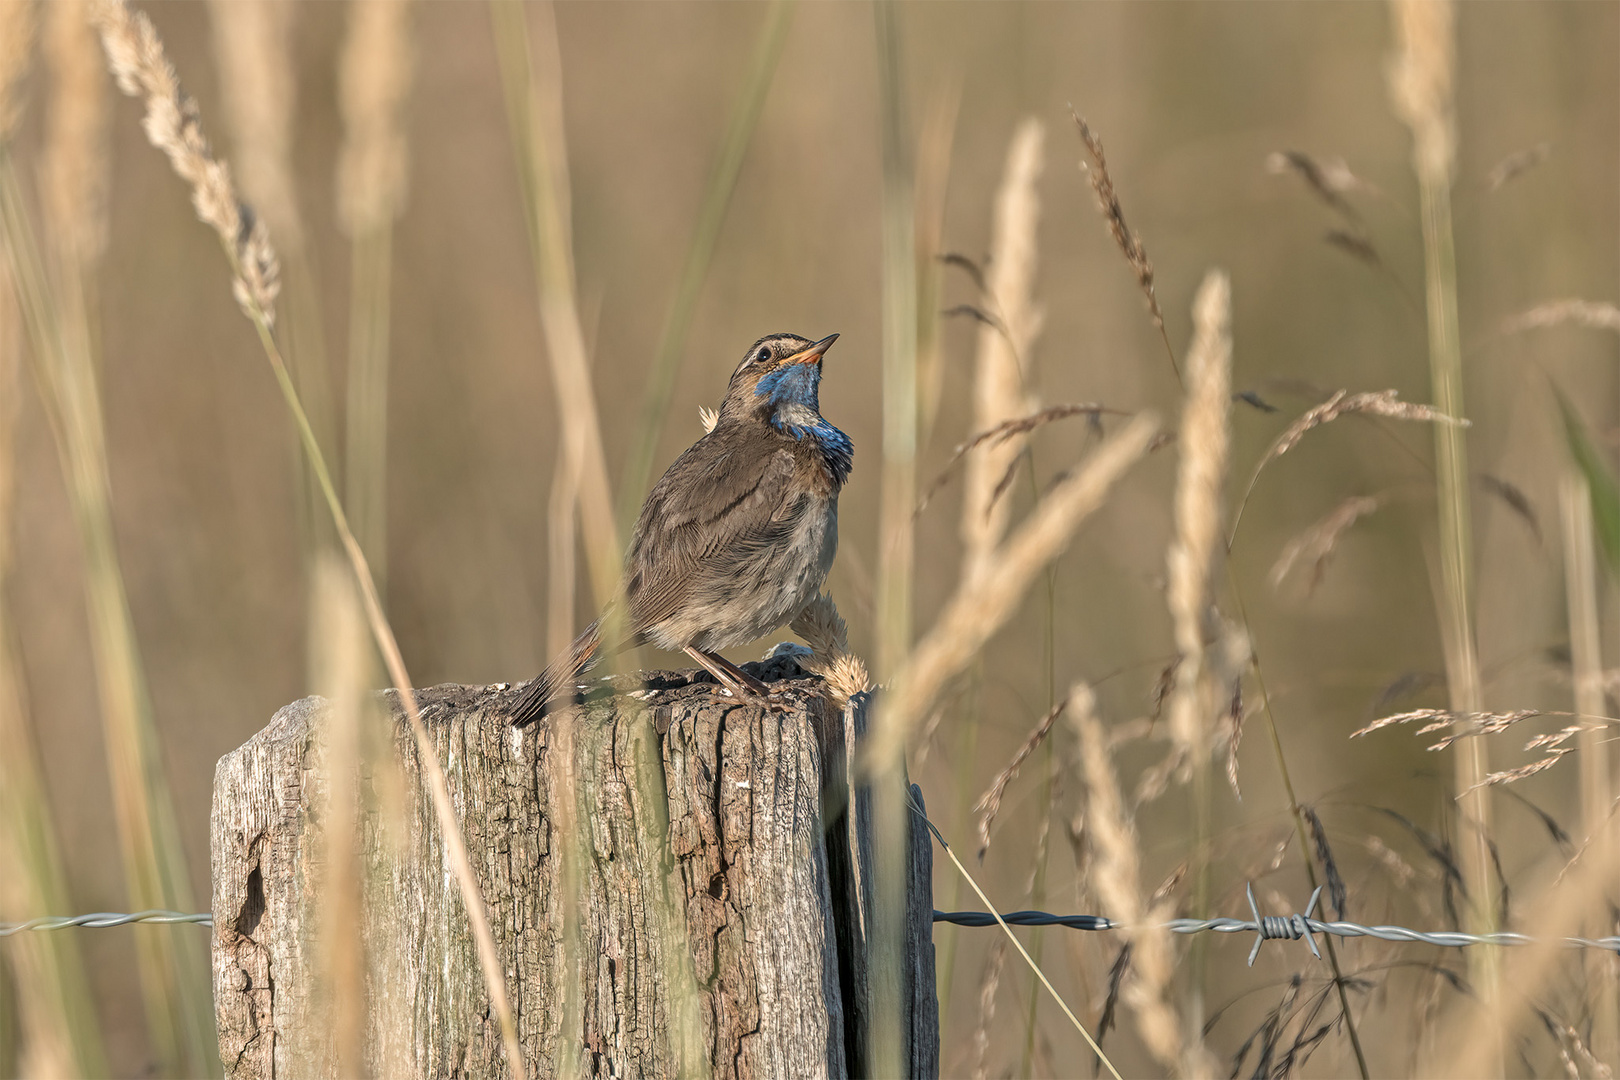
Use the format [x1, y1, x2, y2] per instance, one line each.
[1244, 882, 1321, 966]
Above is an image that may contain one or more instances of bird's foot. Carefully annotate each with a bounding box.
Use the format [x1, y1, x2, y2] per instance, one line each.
[683, 646, 790, 711]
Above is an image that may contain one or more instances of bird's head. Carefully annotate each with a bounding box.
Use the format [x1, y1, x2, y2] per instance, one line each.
[719, 332, 839, 429]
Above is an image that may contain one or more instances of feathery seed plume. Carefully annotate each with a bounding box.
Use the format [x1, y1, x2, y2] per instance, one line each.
[1503, 299, 1620, 336]
[1165, 270, 1232, 771]
[91, 0, 280, 324]
[962, 119, 1044, 582]
[1070, 683, 1198, 1073]
[1074, 111, 1162, 331]
[790, 592, 871, 708]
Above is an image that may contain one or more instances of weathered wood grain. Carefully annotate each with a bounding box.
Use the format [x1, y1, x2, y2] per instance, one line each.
[211, 657, 937, 1078]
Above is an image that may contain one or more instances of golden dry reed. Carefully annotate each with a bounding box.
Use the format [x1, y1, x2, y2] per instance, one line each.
[874, 0, 917, 689]
[207, 0, 300, 247]
[209, 0, 343, 581]
[1165, 270, 1230, 774]
[961, 118, 1043, 584]
[1558, 472, 1618, 1063]
[1071, 683, 1213, 1078]
[41, 0, 108, 269]
[0, 215, 108, 1075]
[338, 0, 416, 588]
[337, 0, 414, 237]
[309, 553, 389, 1078]
[867, 410, 1159, 771]
[1388, 0, 1497, 1006]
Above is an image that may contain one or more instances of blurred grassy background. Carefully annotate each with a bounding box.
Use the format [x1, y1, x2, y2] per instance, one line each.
[2, 1, 1617, 1075]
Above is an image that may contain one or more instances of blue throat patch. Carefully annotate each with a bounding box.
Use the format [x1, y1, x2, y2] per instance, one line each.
[776, 417, 854, 486]
[756, 362, 853, 485]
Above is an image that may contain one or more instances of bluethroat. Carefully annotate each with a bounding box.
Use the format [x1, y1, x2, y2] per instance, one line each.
[510, 332, 851, 726]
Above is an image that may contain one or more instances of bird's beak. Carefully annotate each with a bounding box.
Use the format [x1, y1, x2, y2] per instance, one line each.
[784, 333, 839, 366]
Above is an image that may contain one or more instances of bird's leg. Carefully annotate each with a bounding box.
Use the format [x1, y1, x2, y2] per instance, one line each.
[682, 645, 776, 706]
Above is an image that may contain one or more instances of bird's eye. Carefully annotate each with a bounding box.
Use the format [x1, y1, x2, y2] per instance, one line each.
[755, 348, 771, 364]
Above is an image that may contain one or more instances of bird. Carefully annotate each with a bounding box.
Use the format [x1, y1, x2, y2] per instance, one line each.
[510, 332, 851, 727]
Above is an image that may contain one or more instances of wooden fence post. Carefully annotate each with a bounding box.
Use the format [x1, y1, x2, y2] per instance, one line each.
[210, 656, 937, 1078]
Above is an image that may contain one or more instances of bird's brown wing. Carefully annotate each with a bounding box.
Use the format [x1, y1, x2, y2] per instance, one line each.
[622, 432, 811, 635]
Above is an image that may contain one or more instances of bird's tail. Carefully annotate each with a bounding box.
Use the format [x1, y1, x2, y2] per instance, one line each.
[510, 620, 603, 728]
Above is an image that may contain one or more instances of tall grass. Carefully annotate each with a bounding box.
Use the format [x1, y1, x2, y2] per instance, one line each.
[337, 0, 416, 594]
[0, 4, 106, 1073]
[2, 4, 1615, 1075]
[617, 0, 792, 533]
[90, 3, 526, 1075]
[0, 2, 215, 1072]
[209, 0, 339, 570]
[1387, 4, 1497, 1002]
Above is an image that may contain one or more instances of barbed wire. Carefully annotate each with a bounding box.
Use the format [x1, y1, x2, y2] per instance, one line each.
[0, 910, 213, 937]
[9, 901, 1619, 963]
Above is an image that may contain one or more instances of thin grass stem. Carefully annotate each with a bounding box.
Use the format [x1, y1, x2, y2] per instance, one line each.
[617, 0, 792, 531]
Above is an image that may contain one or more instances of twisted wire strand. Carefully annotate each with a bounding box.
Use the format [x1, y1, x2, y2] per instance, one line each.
[0, 910, 213, 936]
[7, 907, 1619, 955]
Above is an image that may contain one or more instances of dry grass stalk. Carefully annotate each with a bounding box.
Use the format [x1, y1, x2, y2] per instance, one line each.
[918, 402, 1116, 514]
[547, 425, 582, 659]
[1389, 0, 1496, 996]
[311, 554, 369, 1076]
[1388, 0, 1455, 183]
[1352, 708, 1541, 740]
[337, 0, 414, 237]
[42, 0, 109, 268]
[1073, 111, 1163, 333]
[1502, 298, 1620, 335]
[207, 0, 301, 247]
[0, 0, 35, 143]
[971, 935, 1008, 1080]
[0, 249, 108, 1077]
[1166, 270, 1231, 772]
[971, 699, 1065, 860]
[913, 85, 958, 449]
[1303, 806, 1348, 919]
[1324, 228, 1381, 267]
[1270, 389, 1466, 460]
[1525, 725, 1588, 752]
[1265, 150, 1365, 225]
[338, 0, 416, 587]
[920, 796, 1120, 1077]
[1432, 807, 1619, 1077]
[961, 118, 1044, 584]
[1271, 495, 1382, 593]
[1559, 470, 1618, 1062]
[789, 591, 872, 708]
[1070, 682, 1208, 1076]
[92, 0, 280, 323]
[489, 0, 619, 607]
[5, 10, 219, 1068]
[1467, 752, 1570, 791]
[865, 411, 1158, 771]
[91, 5, 524, 1071]
[1486, 142, 1551, 192]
